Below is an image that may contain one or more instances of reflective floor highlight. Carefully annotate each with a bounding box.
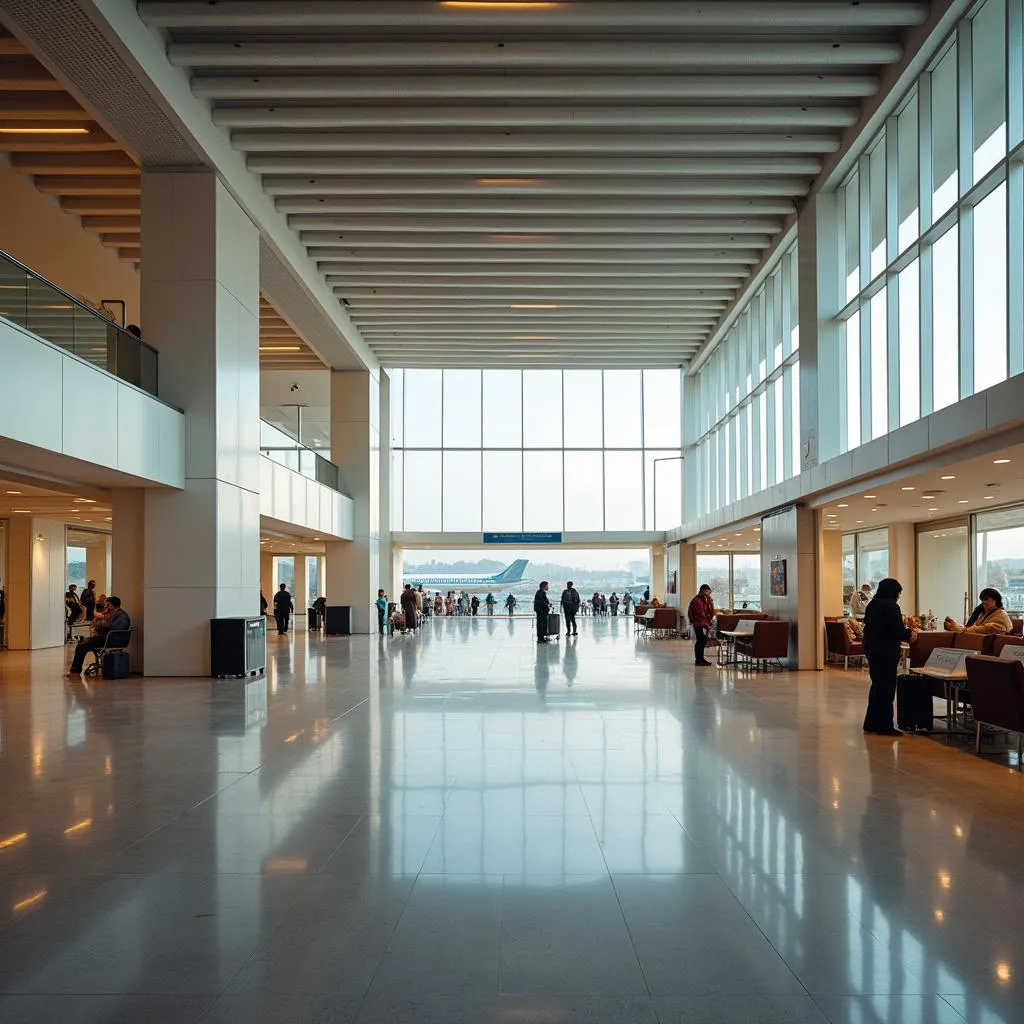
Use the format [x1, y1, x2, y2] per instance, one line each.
[1, 615, 1023, 1023]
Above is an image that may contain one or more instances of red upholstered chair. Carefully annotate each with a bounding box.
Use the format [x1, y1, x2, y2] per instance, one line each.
[964, 655, 1024, 766]
[908, 631, 956, 668]
[992, 635, 1024, 659]
[824, 620, 864, 669]
[651, 607, 679, 637]
[954, 632, 995, 655]
[1010, 618, 1023, 636]
[734, 620, 790, 671]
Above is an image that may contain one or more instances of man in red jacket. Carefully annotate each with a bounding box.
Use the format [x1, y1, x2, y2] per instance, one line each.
[687, 584, 715, 667]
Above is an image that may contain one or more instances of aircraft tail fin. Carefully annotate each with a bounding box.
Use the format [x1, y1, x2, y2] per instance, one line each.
[493, 559, 529, 584]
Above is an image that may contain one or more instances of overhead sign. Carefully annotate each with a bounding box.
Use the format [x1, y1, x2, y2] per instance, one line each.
[483, 532, 562, 544]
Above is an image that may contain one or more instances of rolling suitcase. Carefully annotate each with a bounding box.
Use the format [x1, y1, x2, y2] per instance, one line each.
[547, 612, 561, 639]
[896, 673, 933, 731]
[101, 650, 131, 679]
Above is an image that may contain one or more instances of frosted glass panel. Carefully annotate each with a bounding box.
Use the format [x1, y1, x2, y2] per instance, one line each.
[604, 451, 643, 530]
[563, 370, 603, 448]
[564, 451, 604, 530]
[404, 450, 441, 530]
[523, 451, 564, 531]
[522, 370, 563, 448]
[443, 451, 481, 531]
[442, 370, 481, 448]
[643, 369, 682, 448]
[482, 370, 522, 448]
[603, 370, 642, 448]
[404, 370, 442, 448]
[483, 451, 522, 532]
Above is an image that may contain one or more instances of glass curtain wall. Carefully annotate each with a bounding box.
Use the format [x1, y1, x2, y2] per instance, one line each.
[691, 243, 800, 518]
[836, 0, 1022, 453]
[695, 552, 762, 610]
[974, 505, 1024, 615]
[389, 368, 683, 532]
[0, 518, 7, 648]
[841, 528, 890, 609]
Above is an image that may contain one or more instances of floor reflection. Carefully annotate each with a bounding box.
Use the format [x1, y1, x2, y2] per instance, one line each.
[0, 617, 1022, 1021]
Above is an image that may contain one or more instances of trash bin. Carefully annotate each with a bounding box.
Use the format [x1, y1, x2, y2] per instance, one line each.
[325, 605, 352, 636]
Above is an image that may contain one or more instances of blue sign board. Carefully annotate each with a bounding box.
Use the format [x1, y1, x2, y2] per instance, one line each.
[483, 532, 563, 544]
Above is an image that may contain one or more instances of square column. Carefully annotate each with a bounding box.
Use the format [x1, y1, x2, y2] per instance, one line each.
[293, 554, 308, 618]
[140, 171, 260, 675]
[325, 369, 380, 633]
[86, 535, 111, 595]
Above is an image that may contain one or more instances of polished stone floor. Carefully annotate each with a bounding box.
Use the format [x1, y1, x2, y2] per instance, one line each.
[0, 615, 1023, 1023]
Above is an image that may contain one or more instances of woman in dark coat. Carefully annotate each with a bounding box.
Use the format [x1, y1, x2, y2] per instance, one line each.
[862, 577, 916, 735]
[400, 584, 418, 632]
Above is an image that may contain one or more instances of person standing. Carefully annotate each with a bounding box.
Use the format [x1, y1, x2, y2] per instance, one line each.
[273, 583, 293, 635]
[400, 584, 418, 632]
[375, 589, 388, 634]
[81, 580, 97, 622]
[534, 581, 552, 643]
[471, 594, 480, 616]
[609, 592, 620, 616]
[622, 592, 632, 616]
[862, 578, 916, 735]
[687, 584, 715, 666]
[560, 581, 581, 637]
[434, 592, 443, 616]
[506, 593, 517, 617]
[486, 592, 496, 615]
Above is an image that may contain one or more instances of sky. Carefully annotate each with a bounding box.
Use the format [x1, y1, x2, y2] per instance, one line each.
[403, 547, 651, 572]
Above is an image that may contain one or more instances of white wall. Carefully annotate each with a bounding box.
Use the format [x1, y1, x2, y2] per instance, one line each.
[4, 515, 69, 650]
[259, 456, 354, 540]
[0, 156, 140, 325]
[0, 317, 184, 488]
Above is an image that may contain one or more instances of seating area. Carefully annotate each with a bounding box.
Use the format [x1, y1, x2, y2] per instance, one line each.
[824, 619, 865, 669]
[634, 606, 680, 639]
[964, 656, 1024, 766]
[733, 620, 790, 671]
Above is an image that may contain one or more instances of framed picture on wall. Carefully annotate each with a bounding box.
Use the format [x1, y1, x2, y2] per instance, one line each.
[770, 559, 787, 596]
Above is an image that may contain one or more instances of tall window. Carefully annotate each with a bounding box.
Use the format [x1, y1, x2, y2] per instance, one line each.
[695, 551, 762, 611]
[841, 528, 889, 609]
[690, 242, 800, 518]
[836, 0, 1021, 455]
[390, 368, 682, 532]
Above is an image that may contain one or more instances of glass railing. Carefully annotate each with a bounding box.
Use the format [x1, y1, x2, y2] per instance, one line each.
[260, 420, 344, 494]
[0, 248, 158, 396]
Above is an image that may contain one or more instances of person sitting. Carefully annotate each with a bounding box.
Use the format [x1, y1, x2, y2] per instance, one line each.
[944, 588, 1013, 635]
[68, 596, 130, 675]
[90, 595, 109, 634]
[849, 583, 872, 617]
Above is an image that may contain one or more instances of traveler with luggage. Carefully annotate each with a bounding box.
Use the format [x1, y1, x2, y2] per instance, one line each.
[560, 581, 581, 637]
[609, 592, 620, 616]
[471, 595, 480, 616]
[485, 592, 496, 615]
[534, 581, 552, 643]
[273, 583, 293, 635]
[68, 596, 131, 676]
[862, 577, 917, 736]
[400, 584, 418, 632]
[506, 593, 517, 617]
[375, 589, 388, 634]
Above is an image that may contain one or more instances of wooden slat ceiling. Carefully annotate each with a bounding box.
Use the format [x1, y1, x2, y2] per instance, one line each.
[259, 296, 326, 369]
[0, 24, 324, 371]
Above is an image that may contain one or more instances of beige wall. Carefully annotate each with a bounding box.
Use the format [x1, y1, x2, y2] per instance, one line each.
[0, 157, 140, 325]
[5, 516, 68, 650]
[888, 522, 917, 615]
[819, 528, 845, 618]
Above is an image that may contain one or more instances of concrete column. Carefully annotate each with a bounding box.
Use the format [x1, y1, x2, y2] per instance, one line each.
[86, 535, 111, 595]
[293, 554, 308, 617]
[4, 517, 67, 650]
[819, 529, 845, 618]
[889, 522, 917, 615]
[678, 542, 697, 605]
[650, 545, 666, 603]
[326, 369, 381, 633]
[761, 505, 818, 670]
[111, 488, 145, 671]
[140, 171, 260, 675]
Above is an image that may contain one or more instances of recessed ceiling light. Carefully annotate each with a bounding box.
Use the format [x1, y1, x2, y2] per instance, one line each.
[753, 527, 761, 532]
[12, 509, 31, 513]
[941, 475, 956, 480]
[826, 514, 838, 518]
[477, 177, 543, 186]
[260, 345, 302, 353]
[73, 498, 96, 503]
[901, 487, 915, 491]
[984, 495, 996, 500]
[958, 499, 969, 504]
[871, 508, 878, 512]
[927, 507, 939, 512]
[837, 503, 849, 508]
[922, 495, 935, 500]
[864, 494, 877, 499]
[511, 304, 560, 310]
[855, 520, 865, 524]
[0, 126, 89, 135]
[994, 458, 1011, 464]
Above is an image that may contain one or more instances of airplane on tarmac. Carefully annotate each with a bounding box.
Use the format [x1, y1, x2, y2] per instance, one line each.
[404, 559, 532, 593]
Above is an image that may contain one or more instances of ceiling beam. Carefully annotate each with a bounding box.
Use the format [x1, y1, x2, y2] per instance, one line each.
[263, 177, 811, 198]
[215, 105, 858, 131]
[296, 231, 774, 249]
[312, 249, 765, 265]
[0, 93, 92, 119]
[339, 287, 735, 299]
[0, 132, 122, 152]
[142, 1, 928, 30]
[168, 41, 904, 70]
[322, 266, 751, 281]
[35, 176, 140, 196]
[232, 131, 841, 154]
[0, 56, 65, 91]
[60, 196, 142, 215]
[287, 215, 782, 234]
[10, 151, 138, 174]
[249, 155, 823, 177]
[199, 73, 880, 103]
[80, 215, 140, 231]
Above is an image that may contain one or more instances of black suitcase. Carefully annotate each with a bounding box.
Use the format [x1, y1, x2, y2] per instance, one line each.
[547, 612, 561, 638]
[101, 650, 131, 679]
[897, 673, 933, 731]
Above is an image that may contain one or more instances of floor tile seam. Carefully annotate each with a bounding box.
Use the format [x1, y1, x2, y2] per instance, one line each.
[315, 814, 367, 874]
[604, 858, 656, 1002]
[330, 697, 370, 723]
